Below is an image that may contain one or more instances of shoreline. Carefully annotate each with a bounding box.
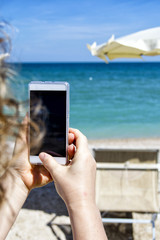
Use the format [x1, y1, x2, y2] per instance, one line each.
[88, 137, 160, 148]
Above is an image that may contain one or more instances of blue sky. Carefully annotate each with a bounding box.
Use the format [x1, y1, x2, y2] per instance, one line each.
[1, 0, 160, 62]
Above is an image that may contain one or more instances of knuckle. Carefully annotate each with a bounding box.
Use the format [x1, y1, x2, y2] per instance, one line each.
[85, 152, 96, 168]
[82, 134, 88, 144]
[91, 155, 96, 168]
[74, 128, 79, 133]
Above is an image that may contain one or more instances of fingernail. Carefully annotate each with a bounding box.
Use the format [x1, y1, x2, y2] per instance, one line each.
[39, 152, 45, 161]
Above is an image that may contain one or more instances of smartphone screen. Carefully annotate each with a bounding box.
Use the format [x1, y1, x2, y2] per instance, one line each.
[29, 82, 69, 164]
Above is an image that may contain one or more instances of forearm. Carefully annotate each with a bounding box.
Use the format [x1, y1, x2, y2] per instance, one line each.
[0, 169, 29, 240]
[67, 202, 108, 240]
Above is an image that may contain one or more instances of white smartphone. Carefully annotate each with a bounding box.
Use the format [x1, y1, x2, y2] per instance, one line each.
[29, 81, 69, 165]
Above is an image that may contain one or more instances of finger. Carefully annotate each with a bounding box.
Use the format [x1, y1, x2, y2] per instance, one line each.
[68, 144, 75, 159]
[39, 152, 61, 179]
[33, 165, 53, 185]
[68, 132, 75, 145]
[69, 128, 88, 150]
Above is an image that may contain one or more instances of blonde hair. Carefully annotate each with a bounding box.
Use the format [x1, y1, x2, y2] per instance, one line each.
[0, 22, 45, 176]
[0, 23, 16, 173]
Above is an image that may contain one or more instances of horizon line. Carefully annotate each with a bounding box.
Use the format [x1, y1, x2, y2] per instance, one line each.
[9, 61, 160, 64]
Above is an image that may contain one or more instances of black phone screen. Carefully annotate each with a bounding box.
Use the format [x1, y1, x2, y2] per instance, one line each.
[30, 90, 66, 157]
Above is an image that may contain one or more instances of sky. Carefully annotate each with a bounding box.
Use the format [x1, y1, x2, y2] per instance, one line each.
[0, 0, 160, 62]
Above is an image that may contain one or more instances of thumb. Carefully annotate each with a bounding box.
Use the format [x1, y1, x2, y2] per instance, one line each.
[39, 152, 60, 179]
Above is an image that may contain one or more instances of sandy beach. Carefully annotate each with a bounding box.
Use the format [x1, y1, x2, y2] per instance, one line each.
[89, 137, 160, 149]
[6, 138, 160, 240]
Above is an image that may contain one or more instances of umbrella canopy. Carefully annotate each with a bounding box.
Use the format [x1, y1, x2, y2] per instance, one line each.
[87, 27, 160, 63]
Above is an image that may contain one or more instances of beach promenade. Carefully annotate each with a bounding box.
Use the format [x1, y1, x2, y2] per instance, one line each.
[6, 138, 160, 240]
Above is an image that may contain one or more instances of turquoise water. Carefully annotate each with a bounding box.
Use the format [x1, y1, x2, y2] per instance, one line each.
[11, 62, 160, 139]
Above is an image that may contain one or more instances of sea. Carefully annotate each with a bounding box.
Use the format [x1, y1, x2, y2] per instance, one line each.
[11, 62, 160, 139]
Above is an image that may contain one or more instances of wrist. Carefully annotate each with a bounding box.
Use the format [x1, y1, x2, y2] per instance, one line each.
[0, 169, 29, 240]
[66, 200, 106, 240]
[1, 168, 29, 201]
[64, 187, 96, 212]
[66, 198, 97, 213]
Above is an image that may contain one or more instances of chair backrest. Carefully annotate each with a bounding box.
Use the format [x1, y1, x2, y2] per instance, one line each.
[93, 148, 160, 212]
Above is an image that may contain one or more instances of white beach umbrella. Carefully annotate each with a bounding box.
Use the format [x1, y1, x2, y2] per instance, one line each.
[87, 27, 160, 63]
